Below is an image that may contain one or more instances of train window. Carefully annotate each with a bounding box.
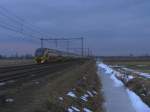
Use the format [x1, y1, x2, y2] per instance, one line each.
[35, 49, 45, 56]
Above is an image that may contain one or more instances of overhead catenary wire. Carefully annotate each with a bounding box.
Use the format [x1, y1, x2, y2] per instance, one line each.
[0, 5, 51, 40]
[0, 6, 91, 56]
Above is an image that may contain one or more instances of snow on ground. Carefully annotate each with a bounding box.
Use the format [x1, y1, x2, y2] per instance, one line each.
[80, 94, 89, 102]
[0, 82, 6, 86]
[67, 91, 77, 98]
[67, 108, 73, 112]
[100, 64, 135, 83]
[92, 90, 97, 95]
[139, 73, 150, 78]
[123, 67, 135, 72]
[68, 107, 93, 112]
[58, 97, 63, 101]
[71, 106, 80, 112]
[83, 108, 93, 112]
[123, 67, 150, 79]
[66, 89, 97, 111]
[98, 62, 150, 112]
[127, 89, 150, 112]
[67, 106, 80, 112]
[98, 63, 124, 87]
[128, 75, 134, 80]
[5, 98, 14, 103]
[110, 74, 124, 87]
[87, 91, 94, 97]
[98, 63, 113, 74]
[137, 65, 146, 67]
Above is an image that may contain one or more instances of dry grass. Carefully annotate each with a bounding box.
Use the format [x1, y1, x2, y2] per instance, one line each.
[126, 78, 150, 106]
[35, 60, 103, 112]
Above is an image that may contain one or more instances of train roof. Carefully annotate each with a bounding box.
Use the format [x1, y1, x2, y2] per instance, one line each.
[36, 48, 81, 57]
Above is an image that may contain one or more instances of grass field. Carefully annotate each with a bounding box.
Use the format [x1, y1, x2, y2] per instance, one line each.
[42, 60, 103, 112]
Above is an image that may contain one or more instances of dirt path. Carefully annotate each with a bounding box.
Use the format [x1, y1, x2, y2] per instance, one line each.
[98, 69, 136, 112]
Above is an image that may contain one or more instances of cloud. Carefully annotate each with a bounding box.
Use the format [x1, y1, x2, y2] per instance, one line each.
[0, 0, 149, 55]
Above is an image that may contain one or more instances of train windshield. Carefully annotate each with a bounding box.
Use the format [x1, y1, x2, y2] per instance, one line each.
[35, 48, 45, 56]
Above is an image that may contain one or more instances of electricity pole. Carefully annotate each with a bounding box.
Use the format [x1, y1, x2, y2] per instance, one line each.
[40, 37, 85, 56]
[66, 40, 70, 54]
[40, 38, 44, 48]
[81, 37, 84, 56]
[87, 48, 90, 57]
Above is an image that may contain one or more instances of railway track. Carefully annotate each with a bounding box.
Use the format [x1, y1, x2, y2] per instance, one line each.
[0, 60, 82, 84]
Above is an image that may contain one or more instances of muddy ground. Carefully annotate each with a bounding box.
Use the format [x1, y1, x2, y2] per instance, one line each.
[0, 60, 103, 112]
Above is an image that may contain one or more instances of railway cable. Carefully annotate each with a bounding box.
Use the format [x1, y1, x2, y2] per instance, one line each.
[0, 5, 51, 40]
[1, 4, 52, 37]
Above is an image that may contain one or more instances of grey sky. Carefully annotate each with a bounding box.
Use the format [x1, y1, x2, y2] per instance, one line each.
[0, 0, 150, 56]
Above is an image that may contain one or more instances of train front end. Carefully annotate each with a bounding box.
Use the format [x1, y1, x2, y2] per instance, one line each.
[34, 48, 48, 64]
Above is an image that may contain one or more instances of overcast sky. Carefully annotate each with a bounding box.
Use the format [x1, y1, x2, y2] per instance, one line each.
[0, 0, 150, 56]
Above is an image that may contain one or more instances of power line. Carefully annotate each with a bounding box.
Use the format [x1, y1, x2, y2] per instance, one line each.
[40, 37, 85, 56]
[0, 9, 23, 26]
[0, 5, 50, 39]
[0, 6, 92, 56]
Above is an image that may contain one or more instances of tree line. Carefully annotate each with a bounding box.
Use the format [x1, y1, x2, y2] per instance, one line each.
[0, 54, 33, 59]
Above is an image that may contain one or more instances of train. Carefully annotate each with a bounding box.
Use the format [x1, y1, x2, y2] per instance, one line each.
[34, 48, 81, 64]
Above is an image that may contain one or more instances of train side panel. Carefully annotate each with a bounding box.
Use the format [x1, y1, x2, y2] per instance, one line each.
[35, 48, 81, 64]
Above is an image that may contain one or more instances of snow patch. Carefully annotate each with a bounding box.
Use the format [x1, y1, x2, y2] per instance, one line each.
[123, 67, 134, 72]
[98, 62, 150, 112]
[128, 75, 134, 80]
[68, 108, 74, 112]
[68, 106, 80, 112]
[59, 97, 63, 101]
[0, 82, 6, 86]
[67, 91, 77, 98]
[123, 67, 150, 79]
[137, 65, 145, 67]
[92, 90, 97, 95]
[80, 94, 89, 102]
[71, 106, 80, 112]
[98, 63, 113, 74]
[83, 108, 93, 112]
[98, 63, 124, 87]
[87, 91, 94, 97]
[5, 98, 14, 103]
[139, 73, 150, 79]
[127, 89, 150, 112]
[110, 74, 124, 87]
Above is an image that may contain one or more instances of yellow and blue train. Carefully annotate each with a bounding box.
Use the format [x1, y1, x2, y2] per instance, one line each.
[34, 48, 81, 64]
